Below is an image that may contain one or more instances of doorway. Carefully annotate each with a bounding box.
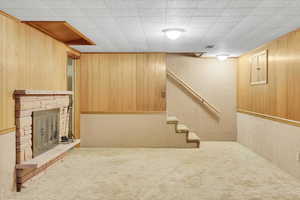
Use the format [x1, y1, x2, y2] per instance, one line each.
[67, 56, 76, 139]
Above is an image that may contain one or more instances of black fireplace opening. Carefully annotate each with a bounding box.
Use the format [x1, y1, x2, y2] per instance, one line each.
[32, 108, 60, 157]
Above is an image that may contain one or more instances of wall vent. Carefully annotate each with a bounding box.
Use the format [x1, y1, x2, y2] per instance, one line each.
[205, 45, 214, 49]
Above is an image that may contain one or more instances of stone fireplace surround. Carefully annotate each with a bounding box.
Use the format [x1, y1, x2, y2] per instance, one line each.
[15, 90, 72, 164]
[14, 90, 79, 191]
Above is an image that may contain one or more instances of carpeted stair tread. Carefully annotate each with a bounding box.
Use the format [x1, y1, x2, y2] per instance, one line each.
[188, 132, 200, 142]
[176, 124, 189, 133]
[167, 116, 179, 124]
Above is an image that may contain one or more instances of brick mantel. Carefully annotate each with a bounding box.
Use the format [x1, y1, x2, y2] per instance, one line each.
[14, 90, 73, 164]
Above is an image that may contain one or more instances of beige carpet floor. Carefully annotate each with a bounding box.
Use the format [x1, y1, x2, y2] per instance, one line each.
[7, 142, 300, 200]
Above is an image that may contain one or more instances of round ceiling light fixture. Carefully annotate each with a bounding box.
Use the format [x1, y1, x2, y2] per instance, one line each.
[162, 28, 185, 40]
[216, 54, 230, 61]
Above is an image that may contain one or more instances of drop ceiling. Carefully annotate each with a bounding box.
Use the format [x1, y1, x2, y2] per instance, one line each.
[1, 0, 300, 56]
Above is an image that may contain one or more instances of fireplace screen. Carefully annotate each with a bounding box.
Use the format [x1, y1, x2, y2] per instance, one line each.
[33, 108, 60, 157]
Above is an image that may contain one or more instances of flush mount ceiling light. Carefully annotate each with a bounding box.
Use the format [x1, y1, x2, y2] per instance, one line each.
[162, 28, 185, 40]
[217, 54, 230, 61]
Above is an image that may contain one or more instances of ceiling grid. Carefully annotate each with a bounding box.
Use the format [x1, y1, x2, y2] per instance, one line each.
[1, 0, 300, 56]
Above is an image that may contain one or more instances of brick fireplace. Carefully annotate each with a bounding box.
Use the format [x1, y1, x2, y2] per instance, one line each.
[14, 90, 79, 191]
[14, 90, 72, 164]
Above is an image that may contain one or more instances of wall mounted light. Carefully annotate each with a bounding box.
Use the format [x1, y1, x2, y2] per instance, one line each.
[216, 54, 229, 61]
[162, 28, 185, 40]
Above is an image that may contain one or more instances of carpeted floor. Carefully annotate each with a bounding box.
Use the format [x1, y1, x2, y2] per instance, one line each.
[7, 142, 300, 200]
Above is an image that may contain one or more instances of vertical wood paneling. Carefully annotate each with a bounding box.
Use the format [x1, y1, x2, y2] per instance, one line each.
[136, 54, 166, 111]
[0, 14, 69, 133]
[108, 54, 137, 112]
[238, 28, 300, 122]
[0, 15, 4, 129]
[80, 53, 166, 113]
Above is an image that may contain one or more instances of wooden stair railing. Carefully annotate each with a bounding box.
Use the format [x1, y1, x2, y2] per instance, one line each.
[167, 69, 220, 115]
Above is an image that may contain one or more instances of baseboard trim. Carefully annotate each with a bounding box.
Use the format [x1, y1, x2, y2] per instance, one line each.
[0, 127, 16, 135]
[237, 109, 300, 128]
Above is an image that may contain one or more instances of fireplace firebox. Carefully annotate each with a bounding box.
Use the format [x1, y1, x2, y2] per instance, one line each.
[32, 108, 60, 157]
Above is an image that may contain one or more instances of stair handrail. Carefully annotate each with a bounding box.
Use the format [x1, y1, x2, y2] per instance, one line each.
[167, 69, 220, 114]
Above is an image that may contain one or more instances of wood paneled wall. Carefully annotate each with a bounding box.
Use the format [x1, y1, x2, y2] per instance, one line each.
[80, 53, 166, 113]
[237, 28, 300, 122]
[0, 13, 75, 133]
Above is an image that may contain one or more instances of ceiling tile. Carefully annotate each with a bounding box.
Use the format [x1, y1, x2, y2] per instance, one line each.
[80, 8, 111, 17]
[197, 0, 231, 8]
[218, 16, 245, 23]
[193, 9, 223, 17]
[251, 7, 282, 16]
[142, 22, 166, 32]
[136, 0, 167, 8]
[166, 8, 196, 17]
[52, 8, 85, 17]
[280, 7, 300, 16]
[140, 16, 165, 24]
[1, 0, 300, 55]
[72, 0, 106, 8]
[111, 8, 138, 17]
[104, 0, 137, 8]
[227, 0, 262, 8]
[115, 17, 140, 26]
[190, 16, 217, 24]
[3, 8, 54, 18]
[221, 8, 254, 16]
[138, 8, 166, 17]
[166, 16, 190, 26]
[89, 16, 116, 26]
[39, 0, 75, 8]
[259, 0, 296, 7]
[167, 0, 198, 8]
[0, 0, 45, 8]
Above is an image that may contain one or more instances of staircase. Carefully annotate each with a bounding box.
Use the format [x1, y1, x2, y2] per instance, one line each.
[165, 70, 221, 149]
[167, 116, 200, 148]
